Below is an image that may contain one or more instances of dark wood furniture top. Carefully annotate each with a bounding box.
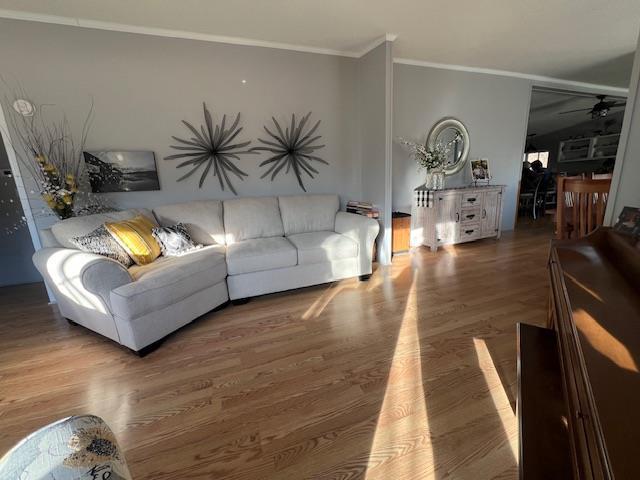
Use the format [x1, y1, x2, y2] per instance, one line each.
[517, 323, 572, 479]
[541, 228, 640, 479]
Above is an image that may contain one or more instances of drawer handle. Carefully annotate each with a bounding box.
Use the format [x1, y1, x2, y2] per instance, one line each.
[455, 213, 460, 222]
[482, 208, 487, 219]
[465, 214, 476, 220]
[467, 197, 477, 202]
[465, 229, 475, 234]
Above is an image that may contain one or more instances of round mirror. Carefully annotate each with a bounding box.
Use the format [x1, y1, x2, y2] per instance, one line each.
[426, 118, 470, 175]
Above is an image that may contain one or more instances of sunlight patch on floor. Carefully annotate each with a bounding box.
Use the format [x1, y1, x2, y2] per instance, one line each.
[472, 337, 518, 460]
[366, 270, 433, 479]
[301, 284, 347, 321]
[86, 374, 131, 434]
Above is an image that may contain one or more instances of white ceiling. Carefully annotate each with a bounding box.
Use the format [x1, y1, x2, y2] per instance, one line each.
[527, 90, 627, 136]
[0, 0, 639, 88]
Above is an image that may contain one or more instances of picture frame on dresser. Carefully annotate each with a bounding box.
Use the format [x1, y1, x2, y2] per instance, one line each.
[470, 158, 491, 186]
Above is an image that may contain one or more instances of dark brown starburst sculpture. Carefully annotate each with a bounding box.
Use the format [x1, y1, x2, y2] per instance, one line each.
[251, 112, 326, 191]
[165, 103, 252, 194]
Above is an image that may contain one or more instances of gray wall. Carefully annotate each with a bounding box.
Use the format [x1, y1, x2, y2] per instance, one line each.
[608, 33, 640, 222]
[0, 132, 40, 286]
[0, 19, 362, 235]
[393, 63, 532, 230]
[358, 41, 393, 264]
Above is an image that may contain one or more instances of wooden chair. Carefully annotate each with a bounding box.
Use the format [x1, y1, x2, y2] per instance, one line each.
[556, 177, 611, 239]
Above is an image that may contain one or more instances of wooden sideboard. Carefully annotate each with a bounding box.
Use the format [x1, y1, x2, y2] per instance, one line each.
[519, 228, 640, 479]
[410, 185, 505, 251]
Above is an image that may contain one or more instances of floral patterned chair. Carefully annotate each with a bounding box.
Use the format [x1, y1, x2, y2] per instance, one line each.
[0, 415, 132, 479]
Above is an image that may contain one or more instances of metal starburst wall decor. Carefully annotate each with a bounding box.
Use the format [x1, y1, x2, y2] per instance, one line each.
[251, 112, 327, 191]
[165, 103, 252, 194]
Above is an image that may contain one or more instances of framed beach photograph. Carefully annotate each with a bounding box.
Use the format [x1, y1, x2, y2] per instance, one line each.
[83, 150, 160, 193]
[470, 158, 491, 184]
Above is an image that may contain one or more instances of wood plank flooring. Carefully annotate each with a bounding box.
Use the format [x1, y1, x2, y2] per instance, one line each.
[0, 227, 551, 479]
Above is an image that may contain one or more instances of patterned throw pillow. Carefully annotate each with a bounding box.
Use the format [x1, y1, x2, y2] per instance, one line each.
[70, 225, 133, 267]
[152, 223, 202, 256]
[105, 215, 162, 266]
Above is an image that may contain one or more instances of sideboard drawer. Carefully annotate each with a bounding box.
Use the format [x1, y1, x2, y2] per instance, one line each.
[459, 224, 481, 242]
[462, 193, 482, 207]
[461, 208, 481, 224]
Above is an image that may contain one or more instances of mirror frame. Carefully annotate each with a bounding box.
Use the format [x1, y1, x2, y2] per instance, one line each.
[426, 117, 470, 175]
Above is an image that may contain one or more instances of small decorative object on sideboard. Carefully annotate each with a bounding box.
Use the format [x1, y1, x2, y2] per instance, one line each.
[346, 200, 379, 218]
[470, 158, 491, 186]
[397, 138, 446, 190]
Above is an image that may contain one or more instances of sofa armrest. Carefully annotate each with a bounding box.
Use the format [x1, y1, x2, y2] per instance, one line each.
[32, 247, 132, 313]
[334, 211, 380, 275]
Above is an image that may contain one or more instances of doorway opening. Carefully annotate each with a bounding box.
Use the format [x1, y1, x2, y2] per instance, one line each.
[516, 86, 626, 235]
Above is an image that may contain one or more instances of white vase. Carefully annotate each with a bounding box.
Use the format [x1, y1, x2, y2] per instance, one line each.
[425, 170, 445, 190]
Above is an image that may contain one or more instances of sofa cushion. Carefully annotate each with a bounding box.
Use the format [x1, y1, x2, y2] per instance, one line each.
[152, 223, 201, 257]
[287, 231, 358, 265]
[278, 194, 339, 236]
[105, 215, 162, 266]
[70, 225, 133, 267]
[153, 200, 225, 246]
[226, 237, 297, 275]
[111, 245, 226, 320]
[51, 209, 156, 249]
[223, 196, 284, 243]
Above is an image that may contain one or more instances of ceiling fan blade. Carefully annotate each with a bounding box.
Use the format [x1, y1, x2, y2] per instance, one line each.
[558, 108, 593, 114]
[609, 102, 626, 109]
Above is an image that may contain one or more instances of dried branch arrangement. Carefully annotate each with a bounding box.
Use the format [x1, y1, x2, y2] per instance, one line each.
[2, 85, 95, 219]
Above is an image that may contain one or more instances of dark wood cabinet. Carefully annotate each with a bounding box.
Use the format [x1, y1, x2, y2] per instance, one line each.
[519, 228, 640, 479]
[392, 212, 411, 255]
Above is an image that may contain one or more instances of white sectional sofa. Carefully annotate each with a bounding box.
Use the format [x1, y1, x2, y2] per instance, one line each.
[33, 194, 379, 354]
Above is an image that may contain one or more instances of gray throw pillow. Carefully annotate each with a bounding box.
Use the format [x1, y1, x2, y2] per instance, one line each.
[70, 225, 134, 267]
[152, 223, 201, 256]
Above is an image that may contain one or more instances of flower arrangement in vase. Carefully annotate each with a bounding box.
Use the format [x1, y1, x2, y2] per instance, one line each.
[398, 138, 448, 190]
[2, 90, 99, 220]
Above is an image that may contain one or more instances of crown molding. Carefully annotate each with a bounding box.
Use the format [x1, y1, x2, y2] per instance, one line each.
[0, 8, 631, 92]
[356, 33, 398, 57]
[394, 57, 630, 95]
[0, 8, 367, 58]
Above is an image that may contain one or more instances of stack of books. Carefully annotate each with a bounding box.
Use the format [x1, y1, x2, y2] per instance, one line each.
[346, 201, 379, 219]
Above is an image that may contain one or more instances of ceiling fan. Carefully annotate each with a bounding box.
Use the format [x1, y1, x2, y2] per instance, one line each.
[559, 95, 626, 119]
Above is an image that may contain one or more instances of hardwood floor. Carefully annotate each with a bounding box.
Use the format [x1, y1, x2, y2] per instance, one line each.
[0, 227, 552, 479]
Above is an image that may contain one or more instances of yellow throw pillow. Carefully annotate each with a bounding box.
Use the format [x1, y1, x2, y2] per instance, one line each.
[105, 215, 161, 266]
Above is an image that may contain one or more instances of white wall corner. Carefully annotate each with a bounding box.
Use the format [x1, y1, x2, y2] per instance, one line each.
[604, 29, 640, 225]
